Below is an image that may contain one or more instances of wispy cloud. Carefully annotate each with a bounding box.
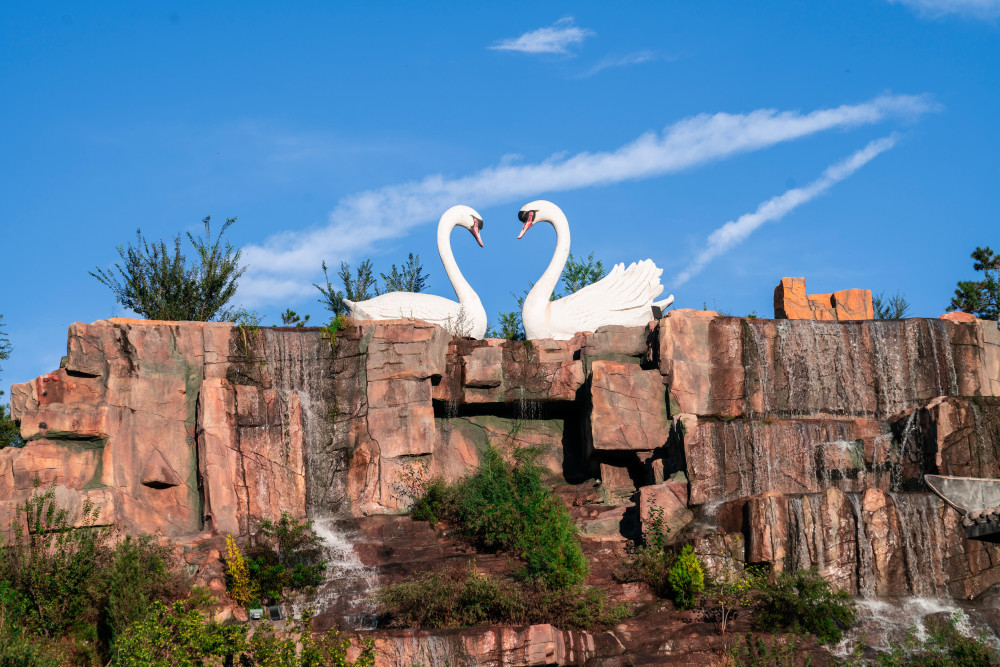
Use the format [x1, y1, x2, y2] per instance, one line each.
[581, 51, 659, 77]
[671, 135, 899, 288]
[888, 0, 1000, 18]
[489, 17, 594, 55]
[241, 94, 938, 304]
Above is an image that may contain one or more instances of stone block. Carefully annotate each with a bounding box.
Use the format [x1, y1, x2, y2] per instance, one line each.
[590, 361, 669, 451]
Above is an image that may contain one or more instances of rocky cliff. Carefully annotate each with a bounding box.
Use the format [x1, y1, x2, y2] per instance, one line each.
[5, 311, 1000, 664]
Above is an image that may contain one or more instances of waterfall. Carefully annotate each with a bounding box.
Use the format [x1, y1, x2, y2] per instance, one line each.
[889, 493, 948, 598]
[292, 516, 379, 630]
[847, 494, 877, 598]
[836, 599, 1000, 657]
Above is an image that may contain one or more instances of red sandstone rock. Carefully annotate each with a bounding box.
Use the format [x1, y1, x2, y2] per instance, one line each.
[638, 480, 693, 536]
[774, 277, 873, 321]
[941, 311, 977, 322]
[658, 312, 744, 417]
[589, 360, 669, 451]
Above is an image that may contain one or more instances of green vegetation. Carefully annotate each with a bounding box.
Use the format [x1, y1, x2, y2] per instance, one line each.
[91, 216, 246, 322]
[225, 514, 326, 607]
[726, 633, 808, 667]
[710, 566, 767, 635]
[559, 251, 605, 295]
[949, 246, 1000, 320]
[614, 503, 707, 610]
[280, 309, 311, 327]
[875, 613, 999, 666]
[377, 564, 629, 631]
[0, 485, 187, 664]
[379, 252, 429, 294]
[667, 544, 705, 611]
[873, 290, 911, 319]
[244, 514, 326, 605]
[410, 444, 587, 589]
[115, 599, 375, 667]
[0, 395, 22, 449]
[752, 569, 855, 645]
[315, 254, 429, 318]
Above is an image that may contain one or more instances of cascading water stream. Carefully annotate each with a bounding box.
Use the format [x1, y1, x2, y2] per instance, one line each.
[292, 516, 379, 630]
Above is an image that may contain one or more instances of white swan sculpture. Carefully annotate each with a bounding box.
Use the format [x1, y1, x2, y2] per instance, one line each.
[343, 205, 488, 339]
[516, 200, 674, 340]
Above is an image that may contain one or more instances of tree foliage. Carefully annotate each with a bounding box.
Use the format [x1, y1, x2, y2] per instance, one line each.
[91, 217, 246, 322]
[873, 290, 911, 319]
[378, 253, 429, 294]
[315, 260, 377, 317]
[560, 252, 605, 295]
[243, 513, 326, 605]
[752, 568, 856, 645]
[949, 246, 1000, 321]
[279, 309, 310, 327]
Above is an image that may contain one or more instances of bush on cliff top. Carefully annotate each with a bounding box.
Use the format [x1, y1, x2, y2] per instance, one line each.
[411, 444, 588, 589]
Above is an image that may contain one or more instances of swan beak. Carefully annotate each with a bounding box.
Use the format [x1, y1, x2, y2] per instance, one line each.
[470, 218, 484, 247]
[517, 210, 535, 239]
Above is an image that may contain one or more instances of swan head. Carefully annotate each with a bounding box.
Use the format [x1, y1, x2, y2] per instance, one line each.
[517, 200, 561, 239]
[444, 205, 485, 247]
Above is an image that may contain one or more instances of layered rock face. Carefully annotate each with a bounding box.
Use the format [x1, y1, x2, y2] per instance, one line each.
[6, 312, 1000, 614]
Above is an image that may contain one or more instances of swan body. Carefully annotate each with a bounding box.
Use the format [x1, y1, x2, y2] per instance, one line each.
[343, 205, 488, 339]
[517, 200, 674, 340]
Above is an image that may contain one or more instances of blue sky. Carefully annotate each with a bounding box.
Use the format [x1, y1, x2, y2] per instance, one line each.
[2, 1, 998, 391]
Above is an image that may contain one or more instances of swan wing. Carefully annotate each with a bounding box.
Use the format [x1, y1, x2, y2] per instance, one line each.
[548, 259, 665, 336]
[345, 292, 487, 338]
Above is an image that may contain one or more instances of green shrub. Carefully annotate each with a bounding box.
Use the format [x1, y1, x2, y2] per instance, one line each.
[612, 502, 678, 597]
[753, 569, 855, 645]
[102, 535, 184, 646]
[114, 598, 375, 667]
[410, 445, 588, 589]
[243, 513, 326, 604]
[726, 632, 806, 667]
[876, 613, 999, 666]
[377, 564, 629, 631]
[0, 486, 112, 638]
[667, 544, 705, 611]
[0, 485, 186, 664]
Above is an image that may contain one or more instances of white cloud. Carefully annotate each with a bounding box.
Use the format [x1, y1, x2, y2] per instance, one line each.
[582, 51, 658, 77]
[888, 0, 1000, 18]
[489, 17, 594, 55]
[241, 94, 938, 304]
[671, 135, 899, 288]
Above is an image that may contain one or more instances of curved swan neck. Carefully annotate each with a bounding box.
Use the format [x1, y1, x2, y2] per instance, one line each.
[438, 215, 481, 309]
[525, 209, 571, 311]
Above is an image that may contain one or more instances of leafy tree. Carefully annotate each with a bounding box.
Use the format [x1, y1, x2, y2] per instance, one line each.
[243, 513, 326, 604]
[560, 252, 605, 295]
[91, 217, 246, 321]
[949, 246, 1000, 321]
[378, 253, 429, 294]
[315, 260, 377, 317]
[280, 309, 310, 327]
[874, 290, 911, 319]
